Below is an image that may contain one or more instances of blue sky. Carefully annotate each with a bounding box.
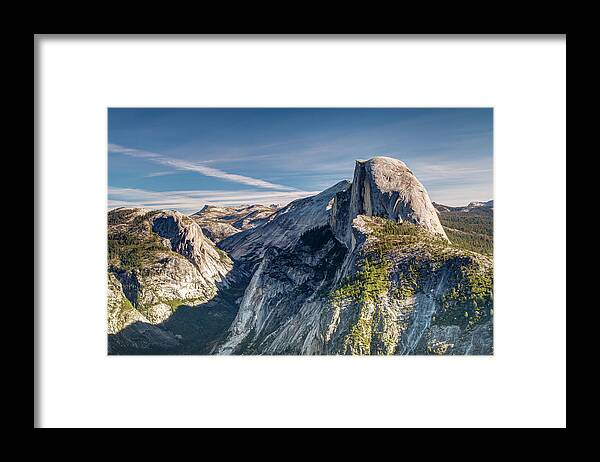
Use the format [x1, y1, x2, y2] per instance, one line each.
[108, 108, 492, 213]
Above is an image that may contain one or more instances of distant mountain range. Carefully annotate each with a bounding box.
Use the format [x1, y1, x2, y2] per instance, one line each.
[191, 204, 280, 243]
[432, 200, 493, 213]
[108, 157, 493, 355]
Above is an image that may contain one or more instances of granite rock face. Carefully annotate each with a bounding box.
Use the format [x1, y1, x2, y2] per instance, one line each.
[217, 157, 491, 355]
[107, 208, 234, 353]
[107, 272, 150, 333]
[220, 181, 351, 261]
[218, 215, 492, 355]
[218, 225, 348, 354]
[107, 272, 181, 354]
[151, 210, 232, 286]
[346, 157, 447, 242]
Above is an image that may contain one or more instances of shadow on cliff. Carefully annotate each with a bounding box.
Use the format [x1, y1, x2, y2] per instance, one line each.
[108, 263, 253, 355]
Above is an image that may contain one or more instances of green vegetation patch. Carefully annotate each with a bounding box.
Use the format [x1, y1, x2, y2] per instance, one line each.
[444, 228, 493, 256]
[346, 316, 374, 354]
[369, 219, 448, 251]
[331, 216, 493, 352]
[331, 256, 392, 355]
[164, 298, 201, 313]
[438, 208, 493, 256]
[331, 257, 391, 305]
[436, 260, 493, 329]
[108, 208, 138, 225]
[439, 208, 493, 235]
[108, 231, 168, 272]
[368, 216, 492, 257]
[392, 261, 422, 299]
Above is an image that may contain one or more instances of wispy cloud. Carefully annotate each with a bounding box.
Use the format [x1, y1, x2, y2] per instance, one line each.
[108, 144, 298, 191]
[108, 187, 319, 214]
[144, 171, 178, 178]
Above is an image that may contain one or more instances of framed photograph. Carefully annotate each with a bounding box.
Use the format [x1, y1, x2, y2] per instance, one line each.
[107, 108, 494, 356]
[35, 34, 566, 428]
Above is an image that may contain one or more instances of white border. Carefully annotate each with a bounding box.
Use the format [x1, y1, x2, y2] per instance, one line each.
[36, 36, 566, 428]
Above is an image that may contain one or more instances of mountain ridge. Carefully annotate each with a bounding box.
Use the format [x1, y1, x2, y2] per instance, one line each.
[107, 156, 493, 355]
[191, 203, 280, 243]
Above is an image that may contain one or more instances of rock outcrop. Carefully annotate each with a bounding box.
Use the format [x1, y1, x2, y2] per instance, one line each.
[151, 211, 231, 286]
[334, 157, 447, 249]
[107, 273, 181, 354]
[220, 181, 351, 261]
[218, 225, 348, 354]
[107, 208, 234, 353]
[107, 272, 151, 334]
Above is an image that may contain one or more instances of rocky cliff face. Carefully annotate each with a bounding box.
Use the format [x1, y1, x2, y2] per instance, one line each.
[107, 273, 181, 354]
[346, 157, 447, 243]
[325, 216, 492, 355]
[218, 215, 492, 355]
[218, 225, 348, 354]
[220, 181, 351, 261]
[217, 157, 492, 355]
[107, 208, 235, 353]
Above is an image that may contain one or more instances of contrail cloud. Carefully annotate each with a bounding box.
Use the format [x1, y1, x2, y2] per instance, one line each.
[108, 143, 299, 191]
